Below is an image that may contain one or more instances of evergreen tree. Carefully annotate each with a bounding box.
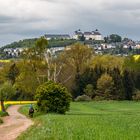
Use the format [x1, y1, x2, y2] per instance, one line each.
[123, 70, 134, 100]
[109, 68, 125, 99]
[73, 66, 105, 98]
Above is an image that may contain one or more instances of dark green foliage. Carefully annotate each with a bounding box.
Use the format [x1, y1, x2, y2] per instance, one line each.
[1, 38, 38, 49]
[0, 82, 16, 101]
[35, 81, 71, 114]
[0, 111, 9, 117]
[124, 56, 140, 90]
[1, 38, 76, 49]
[0, 118, 3, 123]
[108, 68, 125, 99]
[123, 70, 134, 100]
[73, 66, 105, 98]
[73, 59, 138, 101]
[109, 34, 122, 43]
[73, 74, 83, 98]
[134, 72, 140, 90]
[0, 82, 15, 111]
[104, 34, 122, 43]
[84, 84, 95, 98]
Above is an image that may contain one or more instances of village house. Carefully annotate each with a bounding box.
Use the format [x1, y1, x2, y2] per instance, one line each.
[3, 48, 24, 57]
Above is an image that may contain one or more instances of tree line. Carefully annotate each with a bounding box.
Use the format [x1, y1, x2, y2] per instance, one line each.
[0, 37, 140, 111]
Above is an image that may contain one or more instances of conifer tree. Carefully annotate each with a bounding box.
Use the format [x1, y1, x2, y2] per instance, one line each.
[123, 70, 134, 100]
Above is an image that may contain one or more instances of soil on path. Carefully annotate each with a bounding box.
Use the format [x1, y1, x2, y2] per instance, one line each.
[0, 105, 33, 140]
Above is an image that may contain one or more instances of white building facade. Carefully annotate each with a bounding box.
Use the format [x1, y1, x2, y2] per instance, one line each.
[73, 29, 103, 41]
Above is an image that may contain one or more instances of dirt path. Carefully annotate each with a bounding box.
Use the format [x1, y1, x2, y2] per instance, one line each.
[0, 105, 33, 140]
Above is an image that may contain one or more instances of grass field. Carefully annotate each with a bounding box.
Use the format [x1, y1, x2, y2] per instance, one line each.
[18, 101, 140, 140]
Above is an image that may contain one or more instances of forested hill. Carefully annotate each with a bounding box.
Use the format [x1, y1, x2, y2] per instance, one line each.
[1, 38, 77, 50]
[1, 38, 38, 50]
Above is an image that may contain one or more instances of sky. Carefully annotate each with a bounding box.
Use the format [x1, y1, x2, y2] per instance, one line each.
[0, 0, 140, 47]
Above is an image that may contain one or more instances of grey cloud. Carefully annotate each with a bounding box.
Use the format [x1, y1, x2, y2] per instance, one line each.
[0, 15, 16, 23]
[102, 1, 140, 11]
[1, 0, 140, 47]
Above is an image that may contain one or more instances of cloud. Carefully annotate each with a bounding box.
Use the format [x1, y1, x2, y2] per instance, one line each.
[0, 0, 140, 46]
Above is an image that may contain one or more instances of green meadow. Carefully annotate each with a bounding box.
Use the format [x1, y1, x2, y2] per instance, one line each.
[18, 101, 140, 140]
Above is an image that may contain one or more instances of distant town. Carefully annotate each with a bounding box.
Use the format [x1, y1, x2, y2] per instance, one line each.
[0, 29, 140, 59]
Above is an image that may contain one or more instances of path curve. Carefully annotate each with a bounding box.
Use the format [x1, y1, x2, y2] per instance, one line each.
[0, 105, 33, 140]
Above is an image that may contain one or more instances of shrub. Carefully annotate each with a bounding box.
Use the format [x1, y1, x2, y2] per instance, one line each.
[0, 111, 9, 117]
[84, 84, 95, 98]
[0, 118, 3, 124]
[94, 96, 105, 101]
[35, 81, 71, 114]
[75, 95, 91, 102]
[133, 90, 140, 101]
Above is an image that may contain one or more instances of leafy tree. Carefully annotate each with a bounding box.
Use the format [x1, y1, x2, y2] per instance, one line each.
[35, 81, 71, 114]
[84, 84, 95, 98]
[35, 37, 48, 59]
[91, 55, 124, 71]
[109, 34, 122, 43]
[13, 38, 55, 100]
[7, 63, 19, 85]
[104, 34, 122, 43]
[96, 73, 116, 99]
[73, 65, 105, 98]
[0, 82, 15, 112]
[57, 43, 93, 94]
[15, 61, 40, 100]
[61, 43, 93, 74]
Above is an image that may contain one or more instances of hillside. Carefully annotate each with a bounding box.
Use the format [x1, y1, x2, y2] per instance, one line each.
[1, 38, 38, 50]
[1, 38, 77, 50]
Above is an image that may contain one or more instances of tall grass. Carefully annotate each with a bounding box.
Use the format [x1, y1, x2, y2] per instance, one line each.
[18, 101, 140, 140]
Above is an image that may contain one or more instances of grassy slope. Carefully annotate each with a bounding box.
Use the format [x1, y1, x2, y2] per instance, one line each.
[18, 101, 140, 140]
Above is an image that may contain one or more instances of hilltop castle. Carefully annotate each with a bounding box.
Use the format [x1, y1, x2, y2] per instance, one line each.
[73, 29, 103, 40]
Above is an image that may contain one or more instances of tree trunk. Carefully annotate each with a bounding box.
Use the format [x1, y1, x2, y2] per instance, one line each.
[0, 100, 5, 112]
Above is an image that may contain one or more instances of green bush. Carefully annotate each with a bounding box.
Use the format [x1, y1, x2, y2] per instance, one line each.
[0, 118, 3, 124]
[0, 111, 9, 117]
[84, 84, 95, 98]
[133, 90, 140, 101]
[75, 95, 91, 102]
[35, 81, 71, 114]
